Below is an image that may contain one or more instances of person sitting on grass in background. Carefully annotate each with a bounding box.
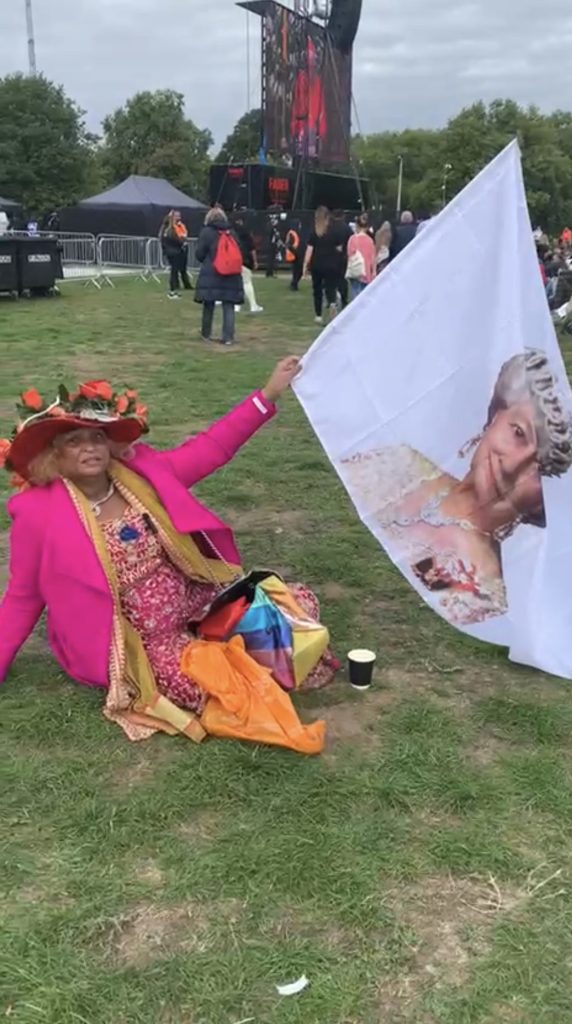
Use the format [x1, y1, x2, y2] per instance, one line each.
[160, 210, 192, 300]
[346, 214, 376, 300]
[195, 207, 244, 346]
[233, 215, 263, 314]
[0, 365, 338, 753]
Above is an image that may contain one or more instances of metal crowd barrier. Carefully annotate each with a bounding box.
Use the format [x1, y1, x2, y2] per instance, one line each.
[6, 230, 102, 287]
[4, 231, 200, 289]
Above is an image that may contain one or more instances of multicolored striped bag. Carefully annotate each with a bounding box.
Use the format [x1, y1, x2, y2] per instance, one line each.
[198, 572, 329, 691]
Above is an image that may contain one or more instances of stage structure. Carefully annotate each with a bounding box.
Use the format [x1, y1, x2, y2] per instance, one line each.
[240, 0, 361, 167]
[212, 0, 365, 220]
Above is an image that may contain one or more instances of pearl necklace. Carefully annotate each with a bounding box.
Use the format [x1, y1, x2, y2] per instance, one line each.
[90, 481, 115, 518]
[382, 489, 490, 536]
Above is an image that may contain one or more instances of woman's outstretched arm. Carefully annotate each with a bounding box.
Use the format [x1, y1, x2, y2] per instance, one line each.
[160, 358, 300, 489]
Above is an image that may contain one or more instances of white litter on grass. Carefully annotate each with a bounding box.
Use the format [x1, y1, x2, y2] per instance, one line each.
[275, 975, 310, 996]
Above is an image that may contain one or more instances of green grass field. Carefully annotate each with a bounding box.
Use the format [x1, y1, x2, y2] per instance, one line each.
[1, 277, 572, 1024]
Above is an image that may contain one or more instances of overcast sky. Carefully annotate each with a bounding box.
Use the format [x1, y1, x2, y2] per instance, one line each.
[2, 0, 572, 146]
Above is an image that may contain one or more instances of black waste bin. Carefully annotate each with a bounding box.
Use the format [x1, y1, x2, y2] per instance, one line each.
[0, 237, 19, 294]
[17, 237, 60, 294]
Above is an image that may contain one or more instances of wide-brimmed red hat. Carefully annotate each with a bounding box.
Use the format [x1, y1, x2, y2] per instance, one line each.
[1, 381, 149, 482]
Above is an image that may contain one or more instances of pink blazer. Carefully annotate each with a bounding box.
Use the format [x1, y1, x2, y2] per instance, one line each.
[0, 391, 276, 688]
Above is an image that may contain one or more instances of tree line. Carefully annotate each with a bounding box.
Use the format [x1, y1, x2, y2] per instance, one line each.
[1, 73, 571, 233]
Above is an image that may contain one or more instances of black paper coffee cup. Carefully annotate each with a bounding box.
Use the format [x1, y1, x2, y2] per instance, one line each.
[348, 649, 376, 690]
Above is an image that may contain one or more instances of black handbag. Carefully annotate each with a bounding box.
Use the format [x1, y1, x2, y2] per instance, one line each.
[206, 569, 282, 616]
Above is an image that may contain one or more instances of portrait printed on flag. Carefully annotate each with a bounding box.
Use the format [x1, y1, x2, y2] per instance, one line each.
[295, 142, 572, 678]
[339, 348, 572, 627]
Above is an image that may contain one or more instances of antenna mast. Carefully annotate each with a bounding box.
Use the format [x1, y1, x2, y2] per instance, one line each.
[25, 0, 37, 75]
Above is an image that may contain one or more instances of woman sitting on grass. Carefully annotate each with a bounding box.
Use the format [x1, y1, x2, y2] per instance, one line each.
[0, 363, 337, 750]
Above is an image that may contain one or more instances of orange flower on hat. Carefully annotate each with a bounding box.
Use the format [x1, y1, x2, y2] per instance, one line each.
[135, 403, 148, 423]
[79, 380, 113, 402]
[21, 388, 43, 411]
[48, 405, 67, 417]
[125, 389, 138, 401]
[0, 438, 11, 468]
[115, 394, 129, 414]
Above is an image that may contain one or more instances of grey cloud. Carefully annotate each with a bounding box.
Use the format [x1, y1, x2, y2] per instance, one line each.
[1, 0, 572, 145]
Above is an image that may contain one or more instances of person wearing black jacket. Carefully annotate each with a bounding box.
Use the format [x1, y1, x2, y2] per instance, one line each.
[302, 206, 341, 324]
[160, 210, 193, 299]
[331, 209, 352, 309]
[389, 210, 418, 262]
[195, 208, 244, 345]
[234, 216, 263, 313]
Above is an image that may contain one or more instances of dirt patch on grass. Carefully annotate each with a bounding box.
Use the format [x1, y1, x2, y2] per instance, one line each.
[322, 581, 354, 601]
[110, 749, 172, 793]
[466, 735, 514, 767]
[378, 876, 492, 1019]
[133, 858, 165, 887]
[307, 667, 442, 755]
[264, 900, 355, 952]
[177, 809, 221, 844]
[312, 687, 397, 754]
[106, 898, 243, 968]
[377, 869, 557, 1020]
[227, 507, 307, 533]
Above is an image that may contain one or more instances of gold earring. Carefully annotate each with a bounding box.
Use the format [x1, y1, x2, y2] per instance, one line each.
[458, 432, 483, 459]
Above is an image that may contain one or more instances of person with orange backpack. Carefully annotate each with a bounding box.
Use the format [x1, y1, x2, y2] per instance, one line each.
[195, 208, 244, 345]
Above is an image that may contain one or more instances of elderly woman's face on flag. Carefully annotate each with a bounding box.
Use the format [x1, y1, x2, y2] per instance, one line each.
[470, 399, 544, 525]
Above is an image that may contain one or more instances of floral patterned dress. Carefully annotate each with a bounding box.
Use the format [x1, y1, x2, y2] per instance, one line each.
[101, 506, 218, 713]
[101, 505, 339, 710]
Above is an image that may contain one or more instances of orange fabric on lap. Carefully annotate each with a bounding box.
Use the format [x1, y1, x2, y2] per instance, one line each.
[181, 636, 325, 755]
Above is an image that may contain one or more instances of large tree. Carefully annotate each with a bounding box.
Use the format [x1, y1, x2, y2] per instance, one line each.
[101, 90, 213, 200]
[216, 109, 262, 163]
[354, 100, 572, 232]
[0, 74, 95, 214]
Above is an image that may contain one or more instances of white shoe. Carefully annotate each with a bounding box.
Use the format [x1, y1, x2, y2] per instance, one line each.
[314, 315, 323, 324]
[168, 292, 180, 300]
[250, 305, 264, 313]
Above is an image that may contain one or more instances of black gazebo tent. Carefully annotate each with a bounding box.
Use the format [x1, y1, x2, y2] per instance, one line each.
[0, 195, 23, 218]
[60, 175, 207, 236]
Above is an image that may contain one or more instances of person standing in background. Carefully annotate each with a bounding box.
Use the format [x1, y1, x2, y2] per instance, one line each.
[234, 216, 264, 314]
[346, 214, 376, 300]
[160, 210, 193, 299]
[375, 221, 392, 274]
[265, 216, 281, 278]
[195, 207, 244, 346]
[331, 210, 352, 310]
[285, 222, 304, 291]
[389, 210, 417, 262]
[303, 206, 340, 324]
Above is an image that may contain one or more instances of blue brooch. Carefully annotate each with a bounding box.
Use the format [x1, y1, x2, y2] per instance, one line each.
[119, 524, 140, 543]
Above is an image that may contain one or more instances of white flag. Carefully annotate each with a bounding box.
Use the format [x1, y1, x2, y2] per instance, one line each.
[294, 141, 572, 679]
